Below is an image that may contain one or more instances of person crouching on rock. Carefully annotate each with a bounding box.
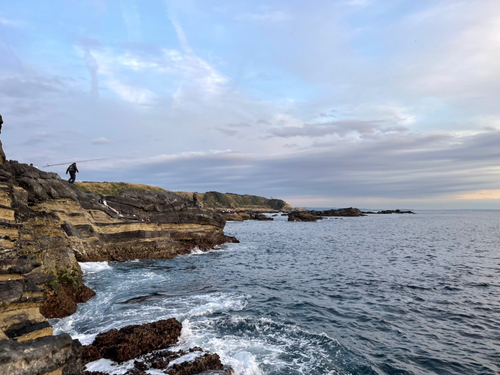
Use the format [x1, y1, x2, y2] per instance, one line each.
[66, 162, 79, 183]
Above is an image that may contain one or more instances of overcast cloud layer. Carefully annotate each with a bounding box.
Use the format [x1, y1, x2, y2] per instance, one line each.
[1, 0, 500, 209]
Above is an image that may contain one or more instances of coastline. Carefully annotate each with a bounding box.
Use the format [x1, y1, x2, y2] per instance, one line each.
[0, 157, 239, 374]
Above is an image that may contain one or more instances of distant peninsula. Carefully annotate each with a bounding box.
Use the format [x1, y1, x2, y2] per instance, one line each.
[75, 181, 294, 212]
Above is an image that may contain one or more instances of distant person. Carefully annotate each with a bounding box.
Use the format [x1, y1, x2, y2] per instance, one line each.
[0, 114, 3, 134]
[193, 192, 198, 207]
[66, 162, 79, 184]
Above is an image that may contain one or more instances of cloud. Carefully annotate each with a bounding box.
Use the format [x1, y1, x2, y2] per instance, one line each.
[120, 0, 142, 42]
[238, 11, 293, 22]
[0, 77, 65, 98]
[92, 137, 110, 145]
[0, 16, 24, 28]
[455, 190, 500, 200]
[269, 120, 408, 139]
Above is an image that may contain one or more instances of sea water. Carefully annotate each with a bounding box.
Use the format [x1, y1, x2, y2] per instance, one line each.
[51, 211, 500, 374]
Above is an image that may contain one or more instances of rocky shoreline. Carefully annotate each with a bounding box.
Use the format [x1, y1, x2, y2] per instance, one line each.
[0, 137, 240, 374]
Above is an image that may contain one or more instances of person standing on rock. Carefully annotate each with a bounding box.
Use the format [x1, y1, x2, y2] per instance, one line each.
[193, 192, 198, 207]
[0, 113, 3, 134]
[66, 162, 79, 184]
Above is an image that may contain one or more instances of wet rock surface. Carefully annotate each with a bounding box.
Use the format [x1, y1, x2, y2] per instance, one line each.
[82, 318, 182, 363]
[82, 320, 232, 375]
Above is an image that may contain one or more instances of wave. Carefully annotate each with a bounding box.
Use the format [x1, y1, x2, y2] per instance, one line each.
[79, 261, 112, 273]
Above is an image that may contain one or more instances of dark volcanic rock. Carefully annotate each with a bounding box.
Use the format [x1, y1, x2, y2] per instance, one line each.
[83, 318, 182, 363]
[288, 211, 321, 222]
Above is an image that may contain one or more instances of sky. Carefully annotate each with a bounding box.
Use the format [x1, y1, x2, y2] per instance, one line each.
[1, 0, 500, 209]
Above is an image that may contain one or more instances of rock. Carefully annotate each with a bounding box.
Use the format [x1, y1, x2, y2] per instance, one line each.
[26, 273, 56, 285]
[0, 255, 42, 275]
[123, 347, 231, 375]
[366, 209, 415, 214]
[0, 333, 80, 375]
[169, 353, 223, 375]
[4, 321, 51, 340]
[83, 318, 182, 363]
[288, 212, 321, 222]
[41, 284, 96, 319]
[0, 280, 24, 310]
[254, 213, 273, 221]
[315, 207, 365, 217]
[219, 212, 244, 222]
[0, 140, 5, 165]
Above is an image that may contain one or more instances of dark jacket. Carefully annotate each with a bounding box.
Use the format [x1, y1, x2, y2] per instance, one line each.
[66, 164, 79, 174]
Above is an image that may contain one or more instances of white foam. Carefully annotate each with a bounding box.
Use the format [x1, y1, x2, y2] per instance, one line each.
[168, 351, 204, 367]
[184, 293, 248, 318]
[190, 247, 204, 254]
[79, 262, 112, 273]
[85, 358, 134, 374]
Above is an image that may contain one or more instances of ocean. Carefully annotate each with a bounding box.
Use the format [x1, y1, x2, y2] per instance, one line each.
[51, 211, 500, 374]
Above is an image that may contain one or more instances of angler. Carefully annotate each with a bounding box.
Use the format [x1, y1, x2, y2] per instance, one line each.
[66, 162, 79, 184]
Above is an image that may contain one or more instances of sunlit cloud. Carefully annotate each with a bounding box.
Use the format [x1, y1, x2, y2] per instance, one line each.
[455, 190, 500, 200]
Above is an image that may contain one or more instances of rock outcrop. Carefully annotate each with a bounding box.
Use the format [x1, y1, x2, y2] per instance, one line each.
[288, 212, 322, 222]
[0, 256, 84, 375]
[82, 319, 182, 363]
[0, 160, 237, 315]
[313, 207, 365, 217]
[363, 209, 415, 214]
[82, 319, 232, 375]
[288, 207, 365, 221]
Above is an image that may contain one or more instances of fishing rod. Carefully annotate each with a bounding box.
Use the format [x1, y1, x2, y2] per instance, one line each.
[43, 157, 115, 169]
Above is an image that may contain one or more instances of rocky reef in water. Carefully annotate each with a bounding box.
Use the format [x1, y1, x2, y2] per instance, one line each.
[0, 140, 238, 374]
[287, 207, 365, 222]
[82, 319, 233, 375]
[362, 209, 415, 214]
